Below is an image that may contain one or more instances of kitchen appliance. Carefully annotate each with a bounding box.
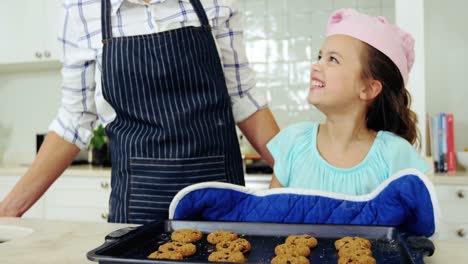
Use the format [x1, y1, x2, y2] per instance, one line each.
[87, 220, 434, 264]
[245, 159, 273, 174]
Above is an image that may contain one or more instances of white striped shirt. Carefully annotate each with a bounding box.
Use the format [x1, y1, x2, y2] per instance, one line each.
[49, 0, 266, 149]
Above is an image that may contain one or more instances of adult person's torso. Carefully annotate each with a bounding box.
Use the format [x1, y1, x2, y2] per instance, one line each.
[63, 0, 237, 124]
[98, 0, 244, 223]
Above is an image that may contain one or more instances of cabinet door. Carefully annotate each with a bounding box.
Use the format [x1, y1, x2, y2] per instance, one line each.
[437, 221, 468, 241]
[0, 176, 44, 218]
[435, 184, 468, 223]
[43, 0, 63, 61]
[0, 1, 45, 64]
[44, 177, 111, 222]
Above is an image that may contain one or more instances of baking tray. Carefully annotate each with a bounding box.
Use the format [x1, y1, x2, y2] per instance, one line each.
[87, 220, 434, 264]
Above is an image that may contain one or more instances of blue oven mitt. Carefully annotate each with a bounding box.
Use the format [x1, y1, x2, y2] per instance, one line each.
[169, 169, 439, 237]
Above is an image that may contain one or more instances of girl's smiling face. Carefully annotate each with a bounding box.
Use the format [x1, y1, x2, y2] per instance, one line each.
[308, 35, 368, 114]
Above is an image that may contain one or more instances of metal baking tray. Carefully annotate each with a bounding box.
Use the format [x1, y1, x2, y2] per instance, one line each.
[87, 220, 434, 264]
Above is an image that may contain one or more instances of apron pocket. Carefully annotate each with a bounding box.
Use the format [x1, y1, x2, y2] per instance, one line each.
[128, 155, 227, 223]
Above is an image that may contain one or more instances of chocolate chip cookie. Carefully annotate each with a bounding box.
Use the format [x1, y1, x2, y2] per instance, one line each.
[147, 250, 183, 260]
[158, 241, 196, 257]
[337, 255, 376, 264]
[285, 234, 318, 248]
[171, 229, 202, 243]
[216, 238, 251, 253]
[337, 244, 372, 258]
[274, 243, 311, 257]
[270, 254, 310, 264]
[207, 230, 238, 244]
[208, 251, 246, 263]
[334, 236, 371, 251]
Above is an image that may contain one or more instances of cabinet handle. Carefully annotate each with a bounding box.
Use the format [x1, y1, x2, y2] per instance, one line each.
[100, 181, 109, 189]
[457, 190, 465, 199]
[35, 51, 43, 59]
[44, 50, 51, 58]
[457, 228, 466, 238]
[101, 212, 109, 220]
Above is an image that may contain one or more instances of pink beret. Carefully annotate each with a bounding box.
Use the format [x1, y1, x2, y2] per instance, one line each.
[326, 9, 414, 85]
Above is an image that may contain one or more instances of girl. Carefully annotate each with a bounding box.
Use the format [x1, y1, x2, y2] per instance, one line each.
[267, 9, 429, 194]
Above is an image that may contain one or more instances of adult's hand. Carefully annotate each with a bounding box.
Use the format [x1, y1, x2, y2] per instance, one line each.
[238, 108, 280, 167]
[0, 132, 80, 217]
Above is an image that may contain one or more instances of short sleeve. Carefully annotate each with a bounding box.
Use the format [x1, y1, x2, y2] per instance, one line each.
[266, 122, 315, 186]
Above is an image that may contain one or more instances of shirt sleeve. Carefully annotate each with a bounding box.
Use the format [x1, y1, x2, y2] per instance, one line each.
[212, 1, 267, 123]
[266, 123, 312, 186]
[48, 2, 99, 149]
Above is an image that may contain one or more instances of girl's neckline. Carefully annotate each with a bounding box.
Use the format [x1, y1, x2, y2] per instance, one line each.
[313, 124, 382, 173]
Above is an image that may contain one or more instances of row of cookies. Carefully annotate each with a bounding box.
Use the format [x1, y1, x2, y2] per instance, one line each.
[207, 230, 251, 263]
[334, 236, 376, 264]
[270, 234, 318, 264]
[148, 228, 203, 260]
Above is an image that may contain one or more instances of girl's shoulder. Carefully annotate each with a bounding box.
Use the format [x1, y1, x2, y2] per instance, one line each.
[376, 130, 415, 151]
[375, 131, 430, 174]
[267, 122, 317, 156]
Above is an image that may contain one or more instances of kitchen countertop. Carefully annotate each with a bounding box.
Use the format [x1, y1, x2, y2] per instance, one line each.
[2, 165, 468, 185]
[0, 217, 132, 264]
[0, 217, 466, 264]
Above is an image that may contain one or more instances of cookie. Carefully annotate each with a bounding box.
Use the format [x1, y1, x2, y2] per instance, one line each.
[285, 234, 318, 248]
[171, 229, 202, 243]
[274, 243, 310, 257]
[158, 241, 196, 257]
[335, 236, 371, 250]
[147, 250, 183, 260]
[216, 238, 251, 253]
[338, 255, 376, 264]
[338, 244, 372, 258]
[207, 230, 238, 244]
[208, 251, 246, 263]
[270, 254, 310, 264]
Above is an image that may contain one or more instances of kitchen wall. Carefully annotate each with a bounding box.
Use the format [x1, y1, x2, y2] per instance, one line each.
[425, 0, 468, 151]
[1, 0, 395, 165]
[0, 69, 61, 165]
[239, 0, 395, 128]
[238, 0, 395, 152]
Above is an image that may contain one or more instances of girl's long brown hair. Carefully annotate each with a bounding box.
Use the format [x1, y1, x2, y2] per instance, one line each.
[360, 43, 420, 148]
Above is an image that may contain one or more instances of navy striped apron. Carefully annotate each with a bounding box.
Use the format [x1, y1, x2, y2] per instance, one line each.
[100, 0, 244, 224]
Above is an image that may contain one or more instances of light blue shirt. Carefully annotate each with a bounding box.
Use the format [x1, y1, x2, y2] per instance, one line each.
[267, 122, 430, 195]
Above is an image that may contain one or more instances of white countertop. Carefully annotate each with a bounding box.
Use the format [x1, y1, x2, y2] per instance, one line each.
[0, 217, 131, 264]
[1, 164, 468, 185]
[0, 217, 466, 264]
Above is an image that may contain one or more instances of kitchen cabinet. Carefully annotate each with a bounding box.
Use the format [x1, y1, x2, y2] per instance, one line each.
[42, 174, 269, 223]
[0, 175, 110, 222]
[0, 176, 44, 218]
[44, 177, 111, 223]
[0, 170, 270, 223]
[245, 174, 271, 189]
[435, 184, 468, 241]
[0, 0, 62, 65]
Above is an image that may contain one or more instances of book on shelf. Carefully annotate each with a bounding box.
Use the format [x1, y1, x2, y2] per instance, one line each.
[429, 114, 440, 172]
[439, 113, 447, 172]
[446, 113, 455, 172]
[428, 112, 455, 173]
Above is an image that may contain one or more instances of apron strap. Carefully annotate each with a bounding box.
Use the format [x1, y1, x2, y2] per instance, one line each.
[189, 0, 211, 29]
[101, 0, 113, 44]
